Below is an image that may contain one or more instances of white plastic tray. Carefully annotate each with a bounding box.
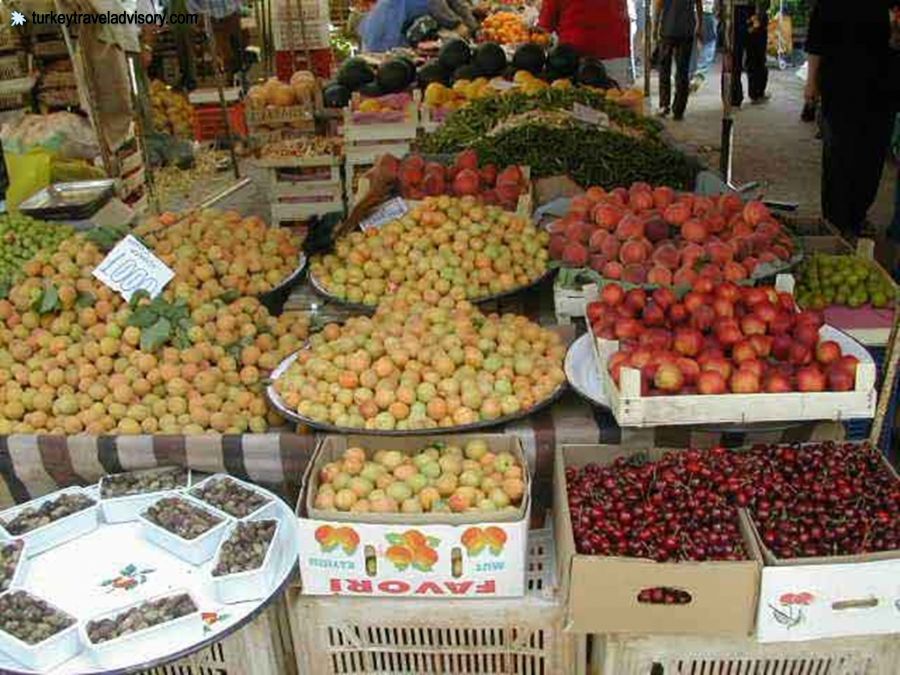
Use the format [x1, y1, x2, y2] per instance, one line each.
[81, 589, 203, 669]
[0, 487, 99, 556]
[189, 474, 278, 521]
[0, 482, 299, 674]
[0, 591, 81, 671]
[0, 539, 29, 592]
[138, 494, 232, 566]
[99, 468, 192, 524]
[210, 519, 282, 605]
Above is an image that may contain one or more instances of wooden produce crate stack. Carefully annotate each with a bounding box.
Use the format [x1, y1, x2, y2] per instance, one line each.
[0, 26, 31, 120]
[258, 153, 344, 226]
[114, 135, 149, 215]
[189, 87, 247, 142]
[343, 91, 420, 206]
[273, 0, 332, 53]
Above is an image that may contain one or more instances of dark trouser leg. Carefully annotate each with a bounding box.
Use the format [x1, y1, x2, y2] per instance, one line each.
[659, 39, 675, 110]
[746, 14, 768, 100]
[730, 5, 750, 106]
[822, 108, 893, 237]
[672, 38, 693, 117]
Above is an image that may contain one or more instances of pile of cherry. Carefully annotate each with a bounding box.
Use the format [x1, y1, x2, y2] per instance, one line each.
[588, 278, 860, 396]
[566, 442, 900, 573]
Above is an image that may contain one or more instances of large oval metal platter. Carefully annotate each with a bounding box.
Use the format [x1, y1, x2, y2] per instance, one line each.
[564, 332, 610, 409]
[266, 350, 567, 436]
[307, 266, 556, 311]
[0, 481, 298, 675]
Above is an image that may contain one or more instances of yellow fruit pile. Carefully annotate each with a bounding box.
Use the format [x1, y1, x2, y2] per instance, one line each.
[481, 12, 530, 44]
[149, 80, 194, 138]
[424, 79, 496, 110]
[0, 213, 311, 435]
[135, 210, 303, 297]
[314, 439, 526, 514]
[272, 294, 567, 431]
[310, 196, 550, 306]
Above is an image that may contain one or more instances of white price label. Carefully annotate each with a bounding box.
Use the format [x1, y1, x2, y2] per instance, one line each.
[359, 197, 409, 231]
[572, 102, 610, 127]
[92, 235, 174, 301]
[490, 79, 517, 91]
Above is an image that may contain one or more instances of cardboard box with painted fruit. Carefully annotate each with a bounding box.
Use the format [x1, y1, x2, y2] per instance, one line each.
[296, 435, 530, 598]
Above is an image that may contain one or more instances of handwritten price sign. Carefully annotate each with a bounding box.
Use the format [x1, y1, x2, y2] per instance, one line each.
[572, 103, 610, 128]
[92, 235, 174, 301]
[359, 197, 409, 231]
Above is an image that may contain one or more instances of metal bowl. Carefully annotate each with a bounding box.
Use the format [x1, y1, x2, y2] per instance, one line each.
[256, 253, 307, 316]
[306, 266, 556, 311]
[266, 349, 567, 436]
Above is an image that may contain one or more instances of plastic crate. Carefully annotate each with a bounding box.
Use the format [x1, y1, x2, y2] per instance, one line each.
[137, 594, 295, 675]
[844, 345, 898, 453]
[592, 633, 900, 675]
[276, 49, 335, 80]
[288, 529, 581, 675]
[192, 102, 247, 141]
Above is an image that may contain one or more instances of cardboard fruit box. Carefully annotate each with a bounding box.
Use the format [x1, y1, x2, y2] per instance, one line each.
[554, 444, 762, 636]
[296, 434, 531, 598]
[753, 446, 900, 643]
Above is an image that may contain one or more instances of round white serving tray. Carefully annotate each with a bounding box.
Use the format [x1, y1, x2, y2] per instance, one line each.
[0, 482, 298, 675]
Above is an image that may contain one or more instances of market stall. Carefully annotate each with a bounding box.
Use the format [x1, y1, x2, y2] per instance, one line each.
[1, 6, 899, 672]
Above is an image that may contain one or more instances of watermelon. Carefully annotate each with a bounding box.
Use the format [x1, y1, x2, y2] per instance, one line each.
[322, 82, 351, 108]
[337, 57, 376, 91]
[438, 39, 472, 72]
[547, 44, 579, 77]
[576, 57, 613, 88]
[473, 42, 506, 77]
[512, 43, 546, 75]
[417, 60, 450, 88]
[378, 59, 414, 93]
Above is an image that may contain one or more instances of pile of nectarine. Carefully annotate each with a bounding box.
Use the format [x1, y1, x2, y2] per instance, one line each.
[588, 278, 859, 396]
[549, 182, 795, 286]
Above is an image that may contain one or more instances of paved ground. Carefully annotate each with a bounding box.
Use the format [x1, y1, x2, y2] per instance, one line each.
[639, 62, 897, 231]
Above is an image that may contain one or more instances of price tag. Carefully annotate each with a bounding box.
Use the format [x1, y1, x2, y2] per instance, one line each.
[359, 197, 409, 231]
[92, 235, 174, 301]
[490, 79, 517, 91]
[572, 102, 610, 128]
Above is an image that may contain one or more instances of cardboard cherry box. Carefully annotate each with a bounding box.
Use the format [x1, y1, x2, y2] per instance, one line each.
[296, 435, 530, 599]
[554, 444, 762, 636]
[753, 448, 900, 643]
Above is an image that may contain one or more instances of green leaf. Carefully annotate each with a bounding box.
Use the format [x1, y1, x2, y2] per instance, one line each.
[75, 291, 96, 308]
[129, 289, 151, 309]
[34, 285, 60, 314]
[128, 306, 159, 328]
[0, 280, 9, 300]
[427, 536, 440, 548]
[218, 289, 241, 304]
[121, 564, 136, 575]
[385, 533, 405, 546]
[140, 317, 172, 352]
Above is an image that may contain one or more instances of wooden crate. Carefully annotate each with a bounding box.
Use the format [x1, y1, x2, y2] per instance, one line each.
[592, 633, 900, 675]
[263, 154, 342, 200]
[287, 529, 583, 675]
[272, 190, 344, 226]
[553, 279, 598, 325]
[342, 93, 420, 145]
[139, 593, 296, 675]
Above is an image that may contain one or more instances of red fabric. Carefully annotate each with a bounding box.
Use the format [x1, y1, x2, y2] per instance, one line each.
[538, 0, 631, 60]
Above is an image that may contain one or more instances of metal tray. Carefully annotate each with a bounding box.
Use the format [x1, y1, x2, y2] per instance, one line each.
[257, 253, 308, 316]
[266, 349, 567, 436]
[18, 180, 116, 220]
[307, 266, 556, 311]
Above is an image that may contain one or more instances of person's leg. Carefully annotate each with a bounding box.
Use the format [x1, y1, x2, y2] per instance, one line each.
[658, 39, 675, 114]
[850, 110, 893, 234]
[699, 12, 717, 74]
[672, 38, 692, 119]
[730, 5, 749, 107]
[820, 113, 853, 235]
[747, 13, 769, 101]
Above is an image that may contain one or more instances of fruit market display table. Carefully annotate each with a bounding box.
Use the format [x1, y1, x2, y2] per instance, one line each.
[0, 477, 300, 674]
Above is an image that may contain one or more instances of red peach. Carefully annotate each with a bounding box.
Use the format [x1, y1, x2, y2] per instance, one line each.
[600, 283, 625, 306]
[697, 370, 728, 394]
[764, 373, 793, 393]
[796, 365, 826, 392]
[816, 340, 842, 366]
[732, 339, 758, 364]
[654, 362, 685, 392]
[730, 370, 761, 393]
[674, 328, 704, 357]
[740, 315, 767, 336]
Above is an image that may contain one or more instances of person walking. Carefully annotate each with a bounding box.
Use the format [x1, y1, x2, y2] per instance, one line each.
[806, 0, 898, 238]
[730, 0, 770, 106]
[654, 0, 703, 120]
[689, 0, 717, 89]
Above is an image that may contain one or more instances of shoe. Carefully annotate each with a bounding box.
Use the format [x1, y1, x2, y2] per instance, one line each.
[673, 111, 684, 121]
[657, 107, 671, 117]
[751, 94, 770, 104]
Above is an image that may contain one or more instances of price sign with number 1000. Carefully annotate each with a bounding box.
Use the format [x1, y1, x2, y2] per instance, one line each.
[92, 235, 175, 301]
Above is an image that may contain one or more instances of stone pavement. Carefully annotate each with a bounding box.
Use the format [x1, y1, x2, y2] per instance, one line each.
[640, 62, 896, 230]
